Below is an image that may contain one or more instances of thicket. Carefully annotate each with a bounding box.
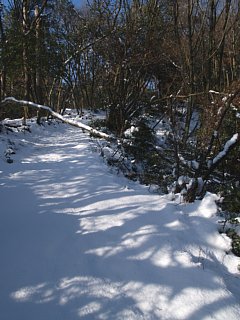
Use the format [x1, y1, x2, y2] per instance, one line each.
[0, 0, 239, 207]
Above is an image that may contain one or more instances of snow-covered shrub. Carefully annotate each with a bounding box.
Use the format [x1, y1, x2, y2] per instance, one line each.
[89, 118, 107, 132]
[226, 228, 240, 257]
[220, 185, 240, 216]
[123, 120, 158, 183]
[217, 185, 240, 257]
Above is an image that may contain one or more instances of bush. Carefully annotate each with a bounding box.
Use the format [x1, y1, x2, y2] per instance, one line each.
[220, 185, 240, 215]
[226, 229, 240, 257]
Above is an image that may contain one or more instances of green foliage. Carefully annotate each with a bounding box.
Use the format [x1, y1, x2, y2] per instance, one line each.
[0, 0, 74, 106]
[89, 118, 106, 130]
[217, 185, 240, 257]
[127, 120, 155, 157]
[226, 229, 240, 257]
[221, 185, 240, 215]
[122, 119, 166, 186]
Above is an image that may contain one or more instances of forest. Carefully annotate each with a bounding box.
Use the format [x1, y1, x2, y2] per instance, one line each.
[0, 0, 240, 204]
[1, 2, 240, 318]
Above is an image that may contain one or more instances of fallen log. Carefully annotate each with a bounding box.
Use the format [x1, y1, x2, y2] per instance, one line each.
[1, 97, 114, 141]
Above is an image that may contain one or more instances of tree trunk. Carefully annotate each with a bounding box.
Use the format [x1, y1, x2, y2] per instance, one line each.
[0, 3, 6, 101]
[217, 0, 231, 90]
[207, 0, 217, 92]
[35, 4, 45, 124]
[1, 97, 115, 141]
[184, 0, 195, 144]
[22, 0, 30, 125]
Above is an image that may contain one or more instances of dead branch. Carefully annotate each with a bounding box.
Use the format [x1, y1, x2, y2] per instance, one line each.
[1, 97, 114, 141]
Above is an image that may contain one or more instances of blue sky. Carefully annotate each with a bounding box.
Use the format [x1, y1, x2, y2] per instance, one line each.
[2, 1, 87, 9]
[72, 0, 87, 8]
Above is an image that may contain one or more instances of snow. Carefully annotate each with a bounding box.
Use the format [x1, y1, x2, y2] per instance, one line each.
[0, 121, 240, 320]
[177, 175, 189, 186]
[212, 133, 239, 165]
[124, 126, 139, 138]
[191, 160, 199, 170]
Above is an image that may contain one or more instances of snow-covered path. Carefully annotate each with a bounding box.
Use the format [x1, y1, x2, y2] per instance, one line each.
[0, 124, 240, 320]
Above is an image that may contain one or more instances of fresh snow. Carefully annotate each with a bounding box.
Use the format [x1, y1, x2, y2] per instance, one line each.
[212, 133, 239, 165]
[0, 121, 240, 320]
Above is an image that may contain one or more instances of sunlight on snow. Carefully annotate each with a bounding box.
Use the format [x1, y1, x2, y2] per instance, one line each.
[10, 277, 173, 319]
[79, 211, 138, 234]
[2, 125, 240, 320]
[76, 198, 165, 234]
[127, 246, 156, 261]
[9, 169, 52, 180]
[22, 153, 73, 163]
[151, 244, 175, 268]
[10, 283, 47, 302]
[77, 302, 101, 317]
[86, 225, 157, 258]
[174, 251, 198, 268]
[122, 282, 171, 315]
[195, 193, 219, 219]
[164, 219, 186, 231]
[167, 286, 233, 320]
[10, 274, 238, 320]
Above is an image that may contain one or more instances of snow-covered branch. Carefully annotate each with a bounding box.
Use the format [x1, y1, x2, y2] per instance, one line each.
[205, 132, 239, 179]
[212, 133, 239, 165]
[1, 97, 114, 141]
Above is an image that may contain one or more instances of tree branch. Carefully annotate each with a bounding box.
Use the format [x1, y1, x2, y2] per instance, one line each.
[204, 133, 239, 180]
[1, 97, 115, 141]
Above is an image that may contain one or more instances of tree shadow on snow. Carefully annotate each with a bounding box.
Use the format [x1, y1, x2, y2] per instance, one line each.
[1, 125, 239, 320]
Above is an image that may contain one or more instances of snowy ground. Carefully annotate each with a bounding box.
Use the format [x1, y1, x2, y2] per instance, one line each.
[0, 121, 240, 320]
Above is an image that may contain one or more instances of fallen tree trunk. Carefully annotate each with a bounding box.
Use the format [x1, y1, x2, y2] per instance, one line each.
[0, 97, 114, 141]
